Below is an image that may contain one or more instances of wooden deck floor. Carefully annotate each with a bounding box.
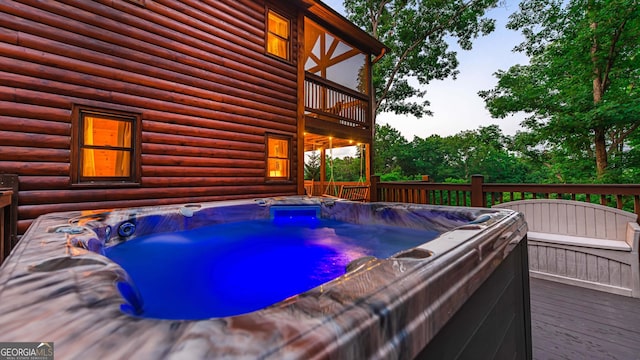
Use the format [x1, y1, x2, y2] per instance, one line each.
[530, 277, 640, 360]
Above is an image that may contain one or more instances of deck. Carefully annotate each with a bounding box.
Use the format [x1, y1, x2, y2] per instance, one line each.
[530, 277, 640, 359]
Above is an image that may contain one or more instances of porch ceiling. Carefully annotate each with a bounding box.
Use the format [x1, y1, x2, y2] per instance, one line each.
[304, 133, 361, 152]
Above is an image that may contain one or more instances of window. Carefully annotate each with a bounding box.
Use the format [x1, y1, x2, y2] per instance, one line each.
[72, 107, 140, 184]
[266, 135, 290, 180]
[266, 9, 290, 60]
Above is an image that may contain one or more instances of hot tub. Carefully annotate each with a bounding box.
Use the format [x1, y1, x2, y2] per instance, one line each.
[0, 197, 531, 359]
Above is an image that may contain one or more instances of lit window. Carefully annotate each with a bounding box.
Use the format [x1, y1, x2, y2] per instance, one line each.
[72, 107, 139, 184]
[266, 135, 290, 179]
[267, 10, 290, 60]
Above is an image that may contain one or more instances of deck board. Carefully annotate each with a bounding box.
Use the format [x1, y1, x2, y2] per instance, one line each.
[530, 277, 640, 360]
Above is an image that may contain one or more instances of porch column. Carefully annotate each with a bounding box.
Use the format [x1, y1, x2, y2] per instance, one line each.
[365, 143, 371, 183]
[320, 147, 326, 194]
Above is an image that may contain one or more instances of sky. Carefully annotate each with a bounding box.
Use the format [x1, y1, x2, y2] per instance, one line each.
[322, 0, 530, 141]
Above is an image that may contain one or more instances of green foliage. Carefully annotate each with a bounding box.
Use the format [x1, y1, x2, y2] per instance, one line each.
[344, 0, 498, 117]
[371, 123, 541, 183]
[329, 155, 364, 182]
[379, 171, 414, 181]
[443, 178, 469, 184]
[373, 123, 409, 174]
[304, 151, 321, 180]
[479, 0, 640, 179]
[399, 135, 449, 179]
[338, 120, 640, 184]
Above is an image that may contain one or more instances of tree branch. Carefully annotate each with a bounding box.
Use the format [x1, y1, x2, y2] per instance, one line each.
[608, 123, 640, 153]
[601, 18, 628, 93]
[370, 0, 387, 37]
[379, 0, 480, 107]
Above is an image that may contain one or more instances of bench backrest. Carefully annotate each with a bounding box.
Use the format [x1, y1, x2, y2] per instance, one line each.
[493, 199, 637, 241]
[339, 185, 369, 202]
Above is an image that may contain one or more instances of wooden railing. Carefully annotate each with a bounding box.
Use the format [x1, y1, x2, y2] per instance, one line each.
[304, 73, 371, 131]
[373, 175, 640, 221]
[0, 174, 18, 266]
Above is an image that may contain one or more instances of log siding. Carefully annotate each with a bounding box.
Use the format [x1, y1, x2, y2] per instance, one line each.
[0, 0, 300, 233]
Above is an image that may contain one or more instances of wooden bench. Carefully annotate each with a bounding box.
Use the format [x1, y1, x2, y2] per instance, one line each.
[338, 185, 369, 202]
[321, 184, 370, 202]
[493, 199, 640, 298]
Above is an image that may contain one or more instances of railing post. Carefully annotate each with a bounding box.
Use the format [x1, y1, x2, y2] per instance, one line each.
[370, 175, 379, 202]
[471, 174, 485, 208]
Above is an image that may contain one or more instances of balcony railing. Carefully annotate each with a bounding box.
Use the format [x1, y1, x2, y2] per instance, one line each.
[304, 73, 371, 139]
[372, 175, 640, 221]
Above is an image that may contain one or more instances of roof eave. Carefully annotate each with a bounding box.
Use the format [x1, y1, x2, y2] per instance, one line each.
[302, 0, 389, 58]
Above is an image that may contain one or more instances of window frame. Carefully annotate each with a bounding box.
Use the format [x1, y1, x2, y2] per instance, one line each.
[70, 105, 141, 187]
[265, 133, 292, 182]
[265, 8, 292, 62]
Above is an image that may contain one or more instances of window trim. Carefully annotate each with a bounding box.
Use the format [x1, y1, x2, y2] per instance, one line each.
[265, 8, 292, 62]
[265, 133, 292, 182]
[70, 105, 141, 187]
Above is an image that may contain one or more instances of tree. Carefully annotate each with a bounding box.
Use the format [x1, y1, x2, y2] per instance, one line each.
[480, 0, 640, 179]
[374, 123, 530, 182]
[304, 151, 321, 180]
[344, 0, 498, 117]
[620, 131, 640, 182]
[331, 156, 362, 181]
[373, 123, 409, 173]
[400, 135, 449, 180]
[437, 125, 527, 182]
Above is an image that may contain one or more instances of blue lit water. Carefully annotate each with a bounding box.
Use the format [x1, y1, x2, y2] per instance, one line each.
[105, 217, 438, 320]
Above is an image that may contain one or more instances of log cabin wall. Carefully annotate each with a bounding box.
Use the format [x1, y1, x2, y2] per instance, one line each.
[0, 0, 300, 234]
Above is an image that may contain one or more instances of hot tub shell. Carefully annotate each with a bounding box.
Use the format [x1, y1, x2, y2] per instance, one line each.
[0, 197, 531, 359]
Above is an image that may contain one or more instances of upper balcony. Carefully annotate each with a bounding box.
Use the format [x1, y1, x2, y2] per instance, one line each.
[303, 17, 373, 144]
[304, 73, 371, 142]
